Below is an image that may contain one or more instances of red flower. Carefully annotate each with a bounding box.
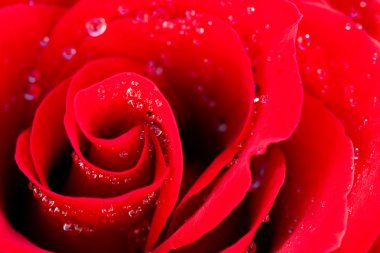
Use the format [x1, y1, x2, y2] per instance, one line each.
[0, 0, 378, 252]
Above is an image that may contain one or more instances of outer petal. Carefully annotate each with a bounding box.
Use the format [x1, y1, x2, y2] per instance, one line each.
[256, 93, 354, 252]
[161, 147, 286, 253]
[0, 4, 63, 253]
[152, 0, 302, 251]
[293, 1, 380, 251]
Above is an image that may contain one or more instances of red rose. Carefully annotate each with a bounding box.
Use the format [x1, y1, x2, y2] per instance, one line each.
[0, 0, 379, 253]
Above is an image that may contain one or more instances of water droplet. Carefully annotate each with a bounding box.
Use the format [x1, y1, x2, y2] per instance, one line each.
[39, 36, 50, 48]
[245, 241, 256, 253]
[251, 179, 261, 190]
[185, 9, 196, 19]
[63, 223, 73, 232]
[41, 195, 55, 207]
[217, 123, 227, 133]
[297, 34, 312, 51]
[246, 6, 256, 14]
[150, 124, 163, 136]
[134, 11, 149, 23]
[24, 83, 40, 101]
[345, 23, 352, 31]
[192, 39, 201, 46]
[131, 80, 139, 86]
[316, 68, 327, 80]
[117, 5, 129, 16]
[263, 214, 270, 223]
[86, 17, 107, 37]
[195, 27, 205, 34]
[146, 60, 163, 76]
[97, 85, 106, 100]
[27, 70, 40, 84]
[348, 8, 360, 19]
[142, 191, 157, 205]
[359, 1, 367, 8]
[354, 147, 359, 160]
[128, 206, 142, 218]
[260, 95, 268, 104]
[227, 15, 236, 25]
[62, 47, 77, 60]
[139, 130, 145, 140]
[145, 111, 155, 121]
[162, 20, 175, 29]
[119, 151, 129, 158]
[373, 52, 379, 64]
[155, 99, 162, 107]
[349, 98, 357, 108]
[356, 23, 363, 30]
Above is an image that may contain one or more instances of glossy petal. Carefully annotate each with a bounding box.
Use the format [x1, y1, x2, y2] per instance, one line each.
[293, 1, 380, 251]
[256, 93, 354, 252]
[0, 4, 63, 253]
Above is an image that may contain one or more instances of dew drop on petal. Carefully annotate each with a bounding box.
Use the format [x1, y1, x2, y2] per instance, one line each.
[263, 214, 270, 223]
[117, 5, 129, 16]
[145, 111, 155, 121]
[217, 123, 227, 133]
[119, 151, 129, 158]
[297, 33, 312, 51]
[24, 84, 40, 101]
[251, 179, 261, 190]
[63, 223, 73, 232]
[195, 27, 205, 34]
[345, 23, 352, 31]
[154, 99, 162, 107]
[245, 241, 257, 253]
[373, 52, 379, 64]
[150, 124, 163, 137]
[62, 47, 77, 60]
[246, 6, 256, 15]
[316, 68, 327, 80]
[86, 17, 107, 37]
[39, 36, 50, 48]
[146, 60, 163, 76]
[27, 70, 40, 84]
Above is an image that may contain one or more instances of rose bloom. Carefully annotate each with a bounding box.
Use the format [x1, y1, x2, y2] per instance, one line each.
[0, 0, 379, 252]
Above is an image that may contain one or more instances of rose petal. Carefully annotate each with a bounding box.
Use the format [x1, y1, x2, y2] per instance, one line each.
[164, 146, 285, 253]
[221, 147, 286, 253]
[0, 4, 63, 252]
[34, 1, 255, 169]
[158, 1, 302, 250]
[293, 1, 380, 251]
[255, 93, 354, 252]
[14, 71, 182, 252]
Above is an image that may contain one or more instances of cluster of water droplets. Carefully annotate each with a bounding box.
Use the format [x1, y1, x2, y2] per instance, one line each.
[245, 241, 257, 253]
[28, 182, 95, 235]
[72, 152, 132, 185]
[98, 190, 157, 225]
[250, 163, 266, 191]
[24, 70, 41, 101]
[146, 60, 164, 76]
